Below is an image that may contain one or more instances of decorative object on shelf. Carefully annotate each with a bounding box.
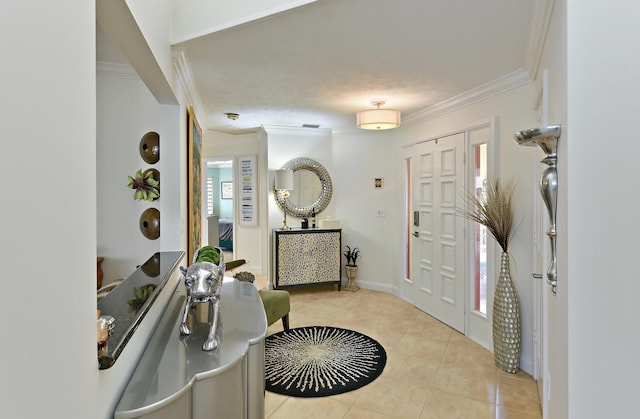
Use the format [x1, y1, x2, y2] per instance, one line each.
[265, 326, 386, 397]
[459, 178, 520, 373]
[318, 217, 340, 229]
[139, 208, 160, 240]
[97, 257, 104, 289]
[187, 106, 202, 263]
[179, 246, 226, 351]
[127, 168, 160, 201]
[97, 251, 184, 369]
[514, 125, 561, 295]
[356, 100, 401, 130]
[139, 131, 160, 164]
[234, 271, 255, 283]
[273, 157, 333, 219]
[97, 310, 108, 352]
[143, 167, 160, 189]
[140, 253, 161, 277]
[275, 169, 294, 230]
[127, 284, 157, 313]
[97, 278, 124, 303]
[343, 245, 360, 291]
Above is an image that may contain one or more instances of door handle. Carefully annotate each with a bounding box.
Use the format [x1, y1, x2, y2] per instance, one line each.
[413, 232, 419, 237]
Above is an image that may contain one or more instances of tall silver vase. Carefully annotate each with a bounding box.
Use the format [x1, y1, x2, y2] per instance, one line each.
[492, 252, 521, 373]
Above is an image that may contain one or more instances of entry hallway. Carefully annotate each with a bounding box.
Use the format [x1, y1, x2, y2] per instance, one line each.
[262, 285, 542, 419]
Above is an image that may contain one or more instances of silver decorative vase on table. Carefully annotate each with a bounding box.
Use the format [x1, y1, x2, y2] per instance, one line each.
[492, 252, 521, 373]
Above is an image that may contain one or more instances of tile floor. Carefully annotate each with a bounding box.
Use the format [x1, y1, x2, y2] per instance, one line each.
[262, 284, 542, 419]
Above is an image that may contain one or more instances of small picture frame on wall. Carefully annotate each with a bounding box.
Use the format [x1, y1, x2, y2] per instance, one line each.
[221, 181, 233, 199]
[374, 177, 384, 189]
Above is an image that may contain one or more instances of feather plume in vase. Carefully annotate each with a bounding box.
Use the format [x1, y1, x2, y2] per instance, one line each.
[458, 178, 516, 252]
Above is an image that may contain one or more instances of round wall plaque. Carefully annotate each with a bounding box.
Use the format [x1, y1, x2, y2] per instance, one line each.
[139, 132, 160, 164]
[139, 208, 160, 240]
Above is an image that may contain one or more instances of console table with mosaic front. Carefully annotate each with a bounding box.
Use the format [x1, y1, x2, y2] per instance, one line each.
[274, 228, 342, 290]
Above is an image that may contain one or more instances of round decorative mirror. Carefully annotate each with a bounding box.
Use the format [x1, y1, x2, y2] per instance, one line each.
[273, 157, 333, 218]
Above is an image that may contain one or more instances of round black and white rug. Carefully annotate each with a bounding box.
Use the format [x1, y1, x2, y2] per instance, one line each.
[265, 326, 386, 397]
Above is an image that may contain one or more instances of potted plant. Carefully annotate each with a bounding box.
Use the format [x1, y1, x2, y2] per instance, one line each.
[459, 178, 520, 373]
[127, 169, 160, 201]
[343, 246, 360, 291]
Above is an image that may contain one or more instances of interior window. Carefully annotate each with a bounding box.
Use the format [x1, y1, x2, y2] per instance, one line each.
[473, 143, 488, 315]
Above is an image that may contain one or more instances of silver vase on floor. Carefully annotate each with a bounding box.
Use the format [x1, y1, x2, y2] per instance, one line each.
[492, 252, 521, 373]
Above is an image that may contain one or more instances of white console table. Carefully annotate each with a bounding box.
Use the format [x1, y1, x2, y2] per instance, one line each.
[114, 277, 267, 419]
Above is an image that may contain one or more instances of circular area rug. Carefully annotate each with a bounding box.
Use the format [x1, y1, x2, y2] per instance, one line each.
[265, 326, 386, 397]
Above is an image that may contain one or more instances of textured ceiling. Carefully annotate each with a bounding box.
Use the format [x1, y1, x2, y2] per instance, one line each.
[99, 0, 537, 134]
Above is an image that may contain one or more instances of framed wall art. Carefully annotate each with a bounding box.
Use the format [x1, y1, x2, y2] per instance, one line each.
[221, 181, 233, 199]
[187, 106, 202, 263]
[238, 155, 257, 226]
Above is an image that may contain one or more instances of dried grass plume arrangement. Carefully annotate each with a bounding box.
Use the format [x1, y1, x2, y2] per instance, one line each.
[459, 178, 516, 253]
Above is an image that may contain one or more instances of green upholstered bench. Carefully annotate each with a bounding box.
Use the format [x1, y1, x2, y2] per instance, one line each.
[258, 289, 290, 332]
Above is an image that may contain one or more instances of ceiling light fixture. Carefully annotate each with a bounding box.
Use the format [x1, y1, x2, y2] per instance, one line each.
[356, 100, 401, 130]
[225, 112, 239, 120]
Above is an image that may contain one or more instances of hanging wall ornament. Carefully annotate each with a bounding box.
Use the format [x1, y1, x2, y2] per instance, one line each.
[139, 131, 160, 164]
[139, 208, 160, 240]
[127, 169, 160, 201]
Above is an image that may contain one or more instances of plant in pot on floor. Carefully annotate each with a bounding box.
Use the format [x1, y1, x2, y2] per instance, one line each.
[343, 246, 360, 291]
[459, 178, 521, 373]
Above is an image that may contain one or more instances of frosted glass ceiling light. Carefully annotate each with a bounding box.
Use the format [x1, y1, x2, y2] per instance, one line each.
[356, 100, 401, 130]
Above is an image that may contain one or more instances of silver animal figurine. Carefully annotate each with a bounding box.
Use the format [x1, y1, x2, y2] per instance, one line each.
[179, 248, 225, 351]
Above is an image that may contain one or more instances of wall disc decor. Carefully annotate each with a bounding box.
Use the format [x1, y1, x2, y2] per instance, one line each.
[139, 131, 160, 164]
[143, 168, 160, 200]
[140, 252, 161, 277]
[139, 208, 160, 240]
[143, 168, 159, 185]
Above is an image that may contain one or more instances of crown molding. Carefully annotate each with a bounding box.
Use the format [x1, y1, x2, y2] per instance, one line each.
[172, 47, 207, 128]
[524, 0, 557, 80]
[96, 61, 139, 80]
[401, 0, 553, 126]
[403, 68, 533, 124]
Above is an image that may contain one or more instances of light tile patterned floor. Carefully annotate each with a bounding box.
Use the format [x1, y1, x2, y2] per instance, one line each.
[263, 285, 542, 419]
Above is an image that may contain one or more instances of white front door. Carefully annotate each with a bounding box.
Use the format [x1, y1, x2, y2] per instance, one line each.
[411, 133, 465, 332]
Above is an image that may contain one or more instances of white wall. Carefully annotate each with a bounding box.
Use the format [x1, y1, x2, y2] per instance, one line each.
[202, 130, 268, 275]
[94, 2, 191, 417]
[567, 2, 640, 418]
[265, 126, 336, 224]
[0, 1, 98, 418]
[97, 73, 180, 282]
[125, 0, 174, 87]
[535, 0, 568, 417]
[395, 83, 538, 374]
[171, 0, 318, 43]
[332, 129, 401, 292]
[265, 126, 335, 284]
[95, 40, 188, 419]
